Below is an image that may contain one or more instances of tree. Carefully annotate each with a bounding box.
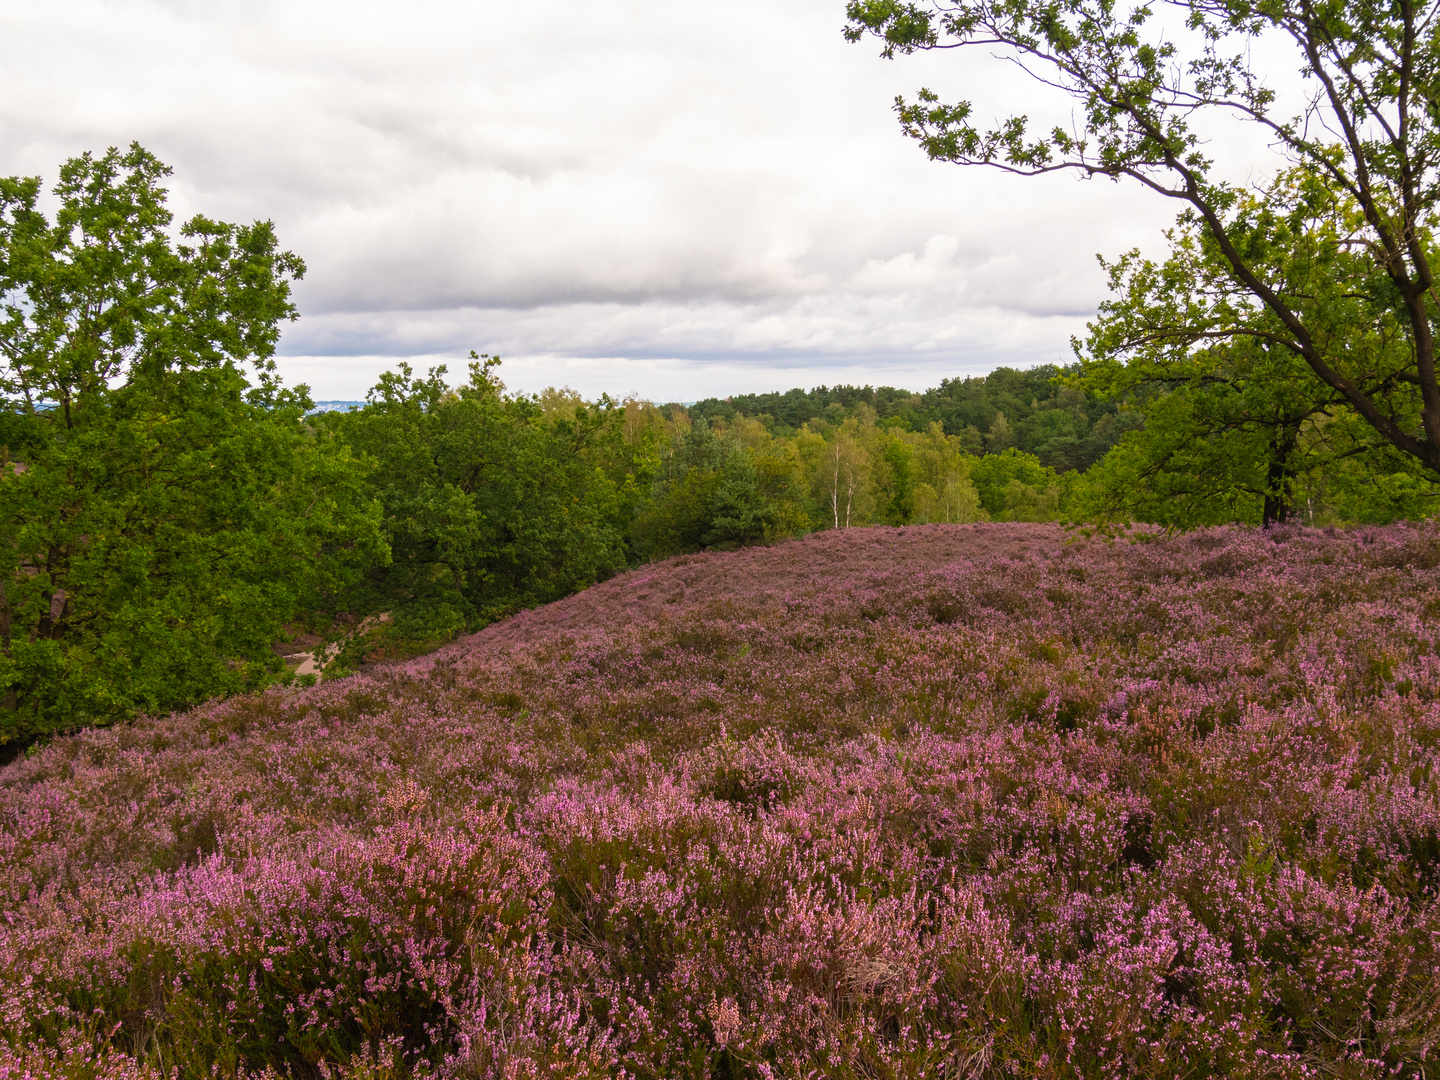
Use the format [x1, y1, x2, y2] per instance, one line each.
[324, 358, 647, 654]
[630, 417, 805, 557]
[986, 411, 1015, 453]
[970, 447, 1069, 520]
[0, 145, 385, 744]
[1071, 174, 1437, 524]
[909, 422, 987, 522]
[686, 368, 1130, 469]
[823, 425, 873, 528]
[845, 0, 1440, 487]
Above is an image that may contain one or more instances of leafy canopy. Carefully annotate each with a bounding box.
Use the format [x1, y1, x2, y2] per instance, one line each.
[1073, 169, 1439, 524]
[846, 0, 1440, 483]
[320, 357, 654, 661]
[0, 144, 385, 744]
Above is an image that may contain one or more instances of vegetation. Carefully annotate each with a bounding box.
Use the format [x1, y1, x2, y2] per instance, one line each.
[688, 364, 1139, 472]
[1072, 174, 1440, 526]
[315, 360, 653, 665]
[844, 0, 1440, 517]
[6, 128, 1440, 749]
[3, 524, 1440, 1077]
[0, 139, 1103, 746]
[0, 145, 384, 747]
[9, 19, 1440, 1067]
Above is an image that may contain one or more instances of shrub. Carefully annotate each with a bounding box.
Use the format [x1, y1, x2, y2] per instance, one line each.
[4, 523, 1440, 1076]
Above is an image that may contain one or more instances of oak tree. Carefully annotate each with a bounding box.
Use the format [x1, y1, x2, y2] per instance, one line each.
[0, 145, 384, 744]
[846, 0, 1440, 493]
[1074, 172, 1436, 523]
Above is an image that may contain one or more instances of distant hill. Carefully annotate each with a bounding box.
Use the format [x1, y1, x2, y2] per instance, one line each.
[307, 400, 366, 413]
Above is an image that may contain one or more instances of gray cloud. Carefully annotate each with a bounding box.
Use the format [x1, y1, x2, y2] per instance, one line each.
[3, 0, 1200, 398]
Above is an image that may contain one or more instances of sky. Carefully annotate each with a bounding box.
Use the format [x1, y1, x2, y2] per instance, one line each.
[1, 0, 1279, 401]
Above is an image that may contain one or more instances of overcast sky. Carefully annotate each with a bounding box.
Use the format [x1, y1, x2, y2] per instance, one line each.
[3, 0, 1239, 400]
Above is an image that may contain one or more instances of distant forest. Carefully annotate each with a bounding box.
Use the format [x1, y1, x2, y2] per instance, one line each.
[687, 363, 1139, 473]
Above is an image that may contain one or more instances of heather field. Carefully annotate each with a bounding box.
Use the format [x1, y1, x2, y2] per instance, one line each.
[6, 523, 1440, 1079]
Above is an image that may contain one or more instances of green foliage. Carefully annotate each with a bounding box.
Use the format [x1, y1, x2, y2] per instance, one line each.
[688, 365, 1134, 472]
[323, 359, 654, 658]
[1073, 174, 1440, 527]
[969, 448, 1068, 521]
[633, 407, 995, 558]
[844, 0, 1440, 482]
[906, 422, 986, 524]
[0, 145, 385, 747]
[1317, 446, 1440, 524]
[631, 418, 803, 557]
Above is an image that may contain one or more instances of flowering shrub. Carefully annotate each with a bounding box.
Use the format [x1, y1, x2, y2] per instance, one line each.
[2, 522, 1440, 1077]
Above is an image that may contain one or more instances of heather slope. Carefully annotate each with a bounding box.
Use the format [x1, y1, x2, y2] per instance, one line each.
[4, 523, 1440, 1078]
[442, 521, 1068, 655]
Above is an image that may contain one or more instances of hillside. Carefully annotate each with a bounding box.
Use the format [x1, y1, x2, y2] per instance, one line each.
[4, 522, 1440, 1078]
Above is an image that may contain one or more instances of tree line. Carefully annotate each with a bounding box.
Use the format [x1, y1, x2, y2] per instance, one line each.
[3, 141, 1438, 747]
[688, 365, 1140, 474]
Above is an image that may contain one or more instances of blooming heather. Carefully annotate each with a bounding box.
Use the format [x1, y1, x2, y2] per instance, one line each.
[3, 522, 1440, 1078]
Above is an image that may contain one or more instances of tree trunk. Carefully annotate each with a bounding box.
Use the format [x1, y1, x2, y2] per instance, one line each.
[1262, 427, 1299, 529]
[0, 576, 14, 715]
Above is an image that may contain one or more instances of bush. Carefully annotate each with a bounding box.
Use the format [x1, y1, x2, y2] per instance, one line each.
[5, 523, 1440, 1076]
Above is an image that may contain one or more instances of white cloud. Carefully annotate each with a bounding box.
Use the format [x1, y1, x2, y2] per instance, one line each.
[0, 0, 1293, 399]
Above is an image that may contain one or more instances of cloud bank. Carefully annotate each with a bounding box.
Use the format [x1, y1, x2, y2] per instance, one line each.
[3, 0, 1190, 398]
